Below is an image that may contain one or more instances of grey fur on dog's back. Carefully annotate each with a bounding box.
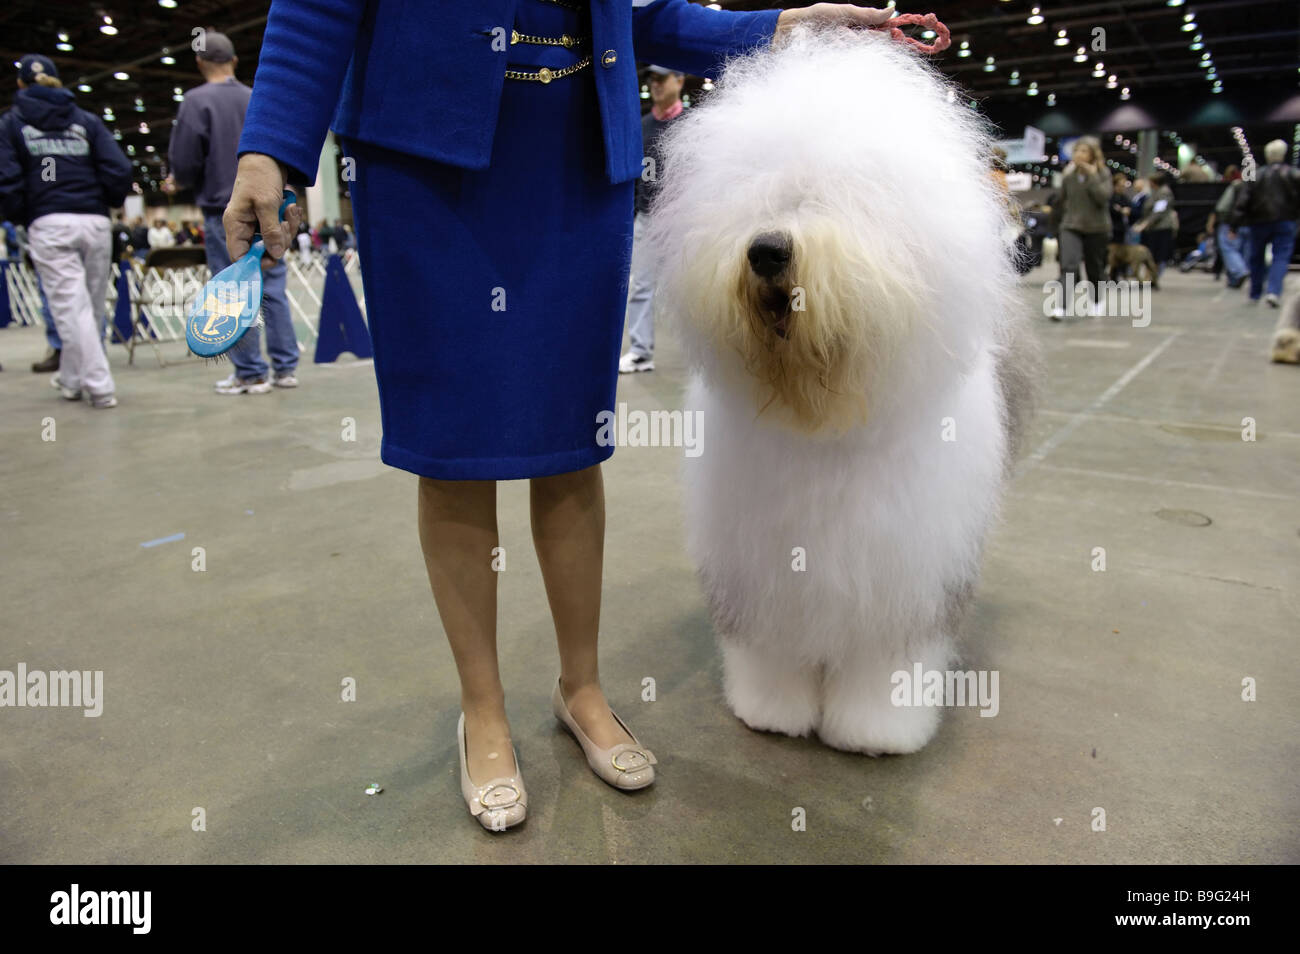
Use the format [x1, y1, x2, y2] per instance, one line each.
[994, 314, 1042, 470]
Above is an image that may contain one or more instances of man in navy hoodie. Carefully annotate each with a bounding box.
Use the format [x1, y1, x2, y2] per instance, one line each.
[0, 54, 132, 407]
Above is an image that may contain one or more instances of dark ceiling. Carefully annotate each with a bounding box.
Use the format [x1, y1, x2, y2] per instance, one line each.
[2, 0, 1296, 197]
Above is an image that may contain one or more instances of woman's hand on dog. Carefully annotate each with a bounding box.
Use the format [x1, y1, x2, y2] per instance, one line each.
[773, 2, 897, 46]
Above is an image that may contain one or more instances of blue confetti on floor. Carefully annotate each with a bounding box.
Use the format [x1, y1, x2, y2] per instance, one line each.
[140, 532, 186, 548]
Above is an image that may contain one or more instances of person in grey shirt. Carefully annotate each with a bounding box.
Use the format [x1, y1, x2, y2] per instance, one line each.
[1054, 136, 1112, 317]
[166, 30, 299, 393]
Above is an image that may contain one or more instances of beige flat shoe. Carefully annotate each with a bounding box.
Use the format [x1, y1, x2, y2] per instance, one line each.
[458, 712, 526, 831]
[552, 679, 657, 791]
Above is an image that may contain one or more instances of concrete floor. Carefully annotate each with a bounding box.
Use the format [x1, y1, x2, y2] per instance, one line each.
[1, 264, 1297, 864]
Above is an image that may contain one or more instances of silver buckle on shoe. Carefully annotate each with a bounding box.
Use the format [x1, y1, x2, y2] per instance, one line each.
[478, 783, 521, 808]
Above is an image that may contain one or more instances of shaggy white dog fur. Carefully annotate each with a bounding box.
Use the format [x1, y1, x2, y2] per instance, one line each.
[646, 26, 1037, 755]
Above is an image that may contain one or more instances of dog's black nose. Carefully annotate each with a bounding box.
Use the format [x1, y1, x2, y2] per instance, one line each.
[747, 231, 792, 278]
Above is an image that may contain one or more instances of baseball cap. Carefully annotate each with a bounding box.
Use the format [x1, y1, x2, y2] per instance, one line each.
[18, 54, 59, 84]
[195, 29, 236, 63]
[647, 65, 683, 77]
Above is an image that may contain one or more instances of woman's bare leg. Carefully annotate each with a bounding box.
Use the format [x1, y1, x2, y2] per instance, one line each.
[530, 464, 635, 748]
[417, 477, 516, 781]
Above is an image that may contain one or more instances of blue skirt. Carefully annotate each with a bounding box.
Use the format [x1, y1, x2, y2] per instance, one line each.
[345, 0, 633, 480]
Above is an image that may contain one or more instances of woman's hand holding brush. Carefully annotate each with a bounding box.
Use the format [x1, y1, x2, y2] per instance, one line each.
[224, 152, 302, 267]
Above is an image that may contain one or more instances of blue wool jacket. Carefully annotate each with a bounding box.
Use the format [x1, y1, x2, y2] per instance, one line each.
[239, 0, 781, 185]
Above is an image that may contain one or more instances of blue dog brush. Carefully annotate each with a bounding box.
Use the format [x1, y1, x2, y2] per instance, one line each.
[186, 191, 296, 360]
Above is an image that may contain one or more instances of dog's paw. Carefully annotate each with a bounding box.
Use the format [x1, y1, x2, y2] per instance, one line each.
[817, 690, 942, 756]
[721, 641, 820, 738]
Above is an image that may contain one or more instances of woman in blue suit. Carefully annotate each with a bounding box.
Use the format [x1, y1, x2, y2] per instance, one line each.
[226, 0, 892, 830]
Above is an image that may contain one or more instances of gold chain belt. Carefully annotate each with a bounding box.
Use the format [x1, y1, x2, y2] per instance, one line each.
[511, 29, 588, 48]
[504, 54, 592, 83]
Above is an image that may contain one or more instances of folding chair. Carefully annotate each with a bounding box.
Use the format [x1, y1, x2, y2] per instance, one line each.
[127, 247, 209, 366]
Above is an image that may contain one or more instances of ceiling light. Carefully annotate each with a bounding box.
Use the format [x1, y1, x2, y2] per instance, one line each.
[1074, 47, 1088, 63]
[1027, 6, 1044, 25]
[1009, 70, 1021, 85]
[921, 30, 936, 40]
[1167, 0, 1185, 6]
[1181, 21, 1196, 31]
[57, 32, 69, 41]
[56, 42, 73, 52]
[1120, 87, 1131, 100]
[158, 0, 178, 7]
[114, 71, 128, 80]
[983, 56, 996, 72]
[77, 83, 91, 92]
[101, 25, 118, 35]
[1046, 92, 1056, 106]
[160, 55, 176, 65]
[1055, 30, 1069, 46]
[958, 40, 970, 58]
[1027, 82, 1039, 96]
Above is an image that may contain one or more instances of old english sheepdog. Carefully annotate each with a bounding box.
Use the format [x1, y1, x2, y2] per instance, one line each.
[646, 26, 1038, 755]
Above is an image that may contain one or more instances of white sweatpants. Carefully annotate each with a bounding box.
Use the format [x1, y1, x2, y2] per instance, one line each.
[27, 213, 114, 398]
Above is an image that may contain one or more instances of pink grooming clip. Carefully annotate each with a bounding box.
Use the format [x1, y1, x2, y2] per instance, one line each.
[872, 12, 952, 55]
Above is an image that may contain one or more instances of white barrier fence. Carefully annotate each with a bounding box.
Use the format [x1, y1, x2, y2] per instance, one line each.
[3, 249, 366, 358]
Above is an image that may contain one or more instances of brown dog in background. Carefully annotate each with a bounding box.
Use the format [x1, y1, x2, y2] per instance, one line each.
[1108, 243, 1160, 289]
